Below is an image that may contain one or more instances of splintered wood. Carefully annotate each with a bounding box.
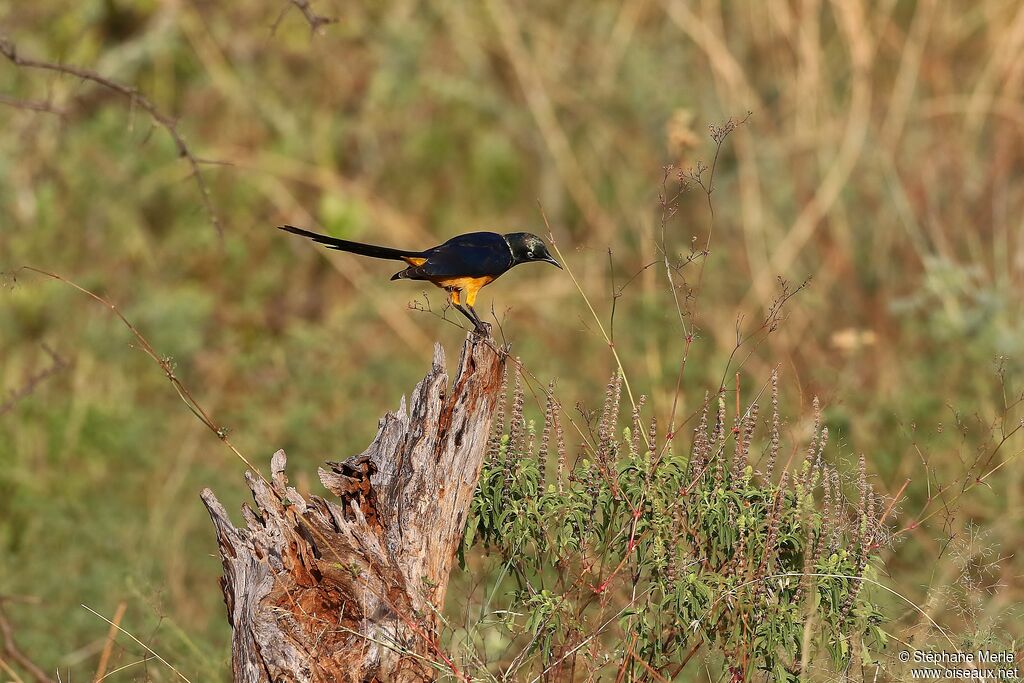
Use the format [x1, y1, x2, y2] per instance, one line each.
[201, 335, 505, 682]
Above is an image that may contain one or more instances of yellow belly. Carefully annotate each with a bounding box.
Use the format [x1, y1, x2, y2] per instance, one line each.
[435, 275, 495, 306]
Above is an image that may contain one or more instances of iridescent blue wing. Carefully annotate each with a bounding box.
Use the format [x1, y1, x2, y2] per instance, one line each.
[405, 232, 514, 280]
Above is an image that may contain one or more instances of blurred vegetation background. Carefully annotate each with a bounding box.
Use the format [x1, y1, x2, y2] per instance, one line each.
[1, 0, 1022, 679]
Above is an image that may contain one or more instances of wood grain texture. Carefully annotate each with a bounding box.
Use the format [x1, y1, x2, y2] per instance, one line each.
[201, 334, 505, 682]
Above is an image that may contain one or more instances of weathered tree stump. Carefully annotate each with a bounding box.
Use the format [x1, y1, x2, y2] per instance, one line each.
[201, 334, 505, 682]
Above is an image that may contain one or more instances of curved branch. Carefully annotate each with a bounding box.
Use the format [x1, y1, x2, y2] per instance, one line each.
[0, 35, 223, 238]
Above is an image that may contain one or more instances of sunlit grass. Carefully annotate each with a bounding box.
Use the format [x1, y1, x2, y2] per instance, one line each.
[1, 0, 1023, 679]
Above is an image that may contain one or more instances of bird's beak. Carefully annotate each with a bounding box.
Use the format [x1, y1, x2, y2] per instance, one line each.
[545, 256, 563, 269]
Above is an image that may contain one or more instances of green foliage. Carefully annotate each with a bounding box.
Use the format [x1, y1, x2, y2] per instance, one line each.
[466, 371, 889, 680]
[3, 1, 1024, 678]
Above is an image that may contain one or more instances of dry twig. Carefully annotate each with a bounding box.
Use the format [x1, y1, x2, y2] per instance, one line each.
[272, 0, 337, 34]
[0, 36, 223, 237]
[0, 93, 65, 116]
[0, 602, 53, 683]
[92, 601, 127, 683]
[0, 343, 71, 417]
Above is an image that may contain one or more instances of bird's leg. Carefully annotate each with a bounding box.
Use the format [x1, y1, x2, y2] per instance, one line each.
[466, 304, 490, 335]
[454, 303, 479, 329]
[447, 288, 480, 331]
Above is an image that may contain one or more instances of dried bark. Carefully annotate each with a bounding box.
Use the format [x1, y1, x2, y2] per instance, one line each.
[201, 334, 505, 682]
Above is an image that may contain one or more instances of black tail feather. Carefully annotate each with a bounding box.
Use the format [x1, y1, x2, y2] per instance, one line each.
[278, 225, 424, 261]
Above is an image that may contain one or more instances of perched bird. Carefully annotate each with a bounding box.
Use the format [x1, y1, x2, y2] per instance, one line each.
[278, 225, 562, 332]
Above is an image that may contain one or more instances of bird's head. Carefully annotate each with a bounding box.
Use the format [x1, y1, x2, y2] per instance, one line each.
[504, 232, 562, 269]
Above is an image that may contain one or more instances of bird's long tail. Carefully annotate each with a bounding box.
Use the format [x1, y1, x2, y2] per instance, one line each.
[278, 225, 425, 261]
